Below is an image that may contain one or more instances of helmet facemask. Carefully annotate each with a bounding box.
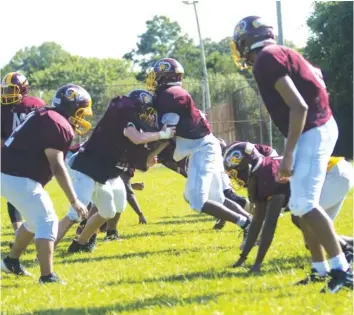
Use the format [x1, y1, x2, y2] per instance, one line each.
[146, 69, 158, 92]
[69, 105, 93, 135]
[1, 76, 29, 105]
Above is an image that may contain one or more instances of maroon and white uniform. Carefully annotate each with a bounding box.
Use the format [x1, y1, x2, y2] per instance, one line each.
[67, 96, 156, 221]
[1, 96, 45, 141]
[253, 45, 338, 216]
[1, 108, 74, 240]
[247, 156, 290, 204]
[154, 85, 225, 212]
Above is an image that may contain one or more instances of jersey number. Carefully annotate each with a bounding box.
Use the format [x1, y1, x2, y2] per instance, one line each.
[5, 112, 36, 147]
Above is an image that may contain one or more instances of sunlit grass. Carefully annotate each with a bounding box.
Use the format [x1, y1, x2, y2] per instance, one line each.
[1, 166, 353, 315]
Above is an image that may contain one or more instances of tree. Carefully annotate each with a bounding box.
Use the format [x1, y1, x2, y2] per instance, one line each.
[124, 15, 184, 79]
[1, 43, 138, 125]
[304, 1, 353, 158]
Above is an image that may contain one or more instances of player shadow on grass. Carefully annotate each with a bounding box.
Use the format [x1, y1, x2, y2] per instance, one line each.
[152, 216, 216, 225]
[19, 293, 224, 315]
[160, 213, 204, 219]
[22, 245, 234, 265]
[107, 269, 253, 287]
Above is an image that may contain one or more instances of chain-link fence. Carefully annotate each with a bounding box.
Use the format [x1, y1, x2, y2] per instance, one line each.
[31, 78, 285, 153]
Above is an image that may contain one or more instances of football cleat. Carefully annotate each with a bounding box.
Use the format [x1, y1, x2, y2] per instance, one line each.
[104, 230, 121, 242]
[67, 239, 95, 254]
[1, 256, 31, 276]
[343, 245, 353, 264]
[320, 268, 353, 293]
[39, 272, 66, 285]
[295, 269, 327, 285]
[213, 219, 226, 230]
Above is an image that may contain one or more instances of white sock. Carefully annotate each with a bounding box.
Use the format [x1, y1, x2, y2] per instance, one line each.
[236, 216, 248, 228]
[329, 253, 349, 272]
[311, 261, 330, 276]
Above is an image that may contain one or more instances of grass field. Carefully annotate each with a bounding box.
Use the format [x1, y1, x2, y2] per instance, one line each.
[1, 166, 353, 315]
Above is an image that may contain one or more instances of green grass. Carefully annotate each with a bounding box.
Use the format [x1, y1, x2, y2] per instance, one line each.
[1, 166, 353, 315]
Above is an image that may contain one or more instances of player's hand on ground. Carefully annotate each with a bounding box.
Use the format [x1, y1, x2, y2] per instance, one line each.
[249, 264, 262, 274]
[132, 182, 145, 191]
[71, 200, 88, 219]
[232, 255, 247, 268]
[159, 124, 176, 139]
[139, 214, 147, 224]
[276, 154, 293, 184]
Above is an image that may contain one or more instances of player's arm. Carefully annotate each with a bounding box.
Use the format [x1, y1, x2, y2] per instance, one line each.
[146, 141, 170, 169]
[252, 194, 286, 268]
[234, 201, 266, 268]
[45, 148, 79, 205]
[274, 76, 308, 157]
[124, 124, 175, 145]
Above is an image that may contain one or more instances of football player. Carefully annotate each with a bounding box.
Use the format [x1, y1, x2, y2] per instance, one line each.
[1, 72, 46, 234]
[227, 143, 353, 283]
[213, 139, 278, 230]
[232, 16, 351, 293]
[147, 58, 252, 245]
[55, 89, 175, 253]
[1, 84, 92, 283]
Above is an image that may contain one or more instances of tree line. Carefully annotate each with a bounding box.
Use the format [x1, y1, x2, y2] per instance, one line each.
[1, 2, 352, 157]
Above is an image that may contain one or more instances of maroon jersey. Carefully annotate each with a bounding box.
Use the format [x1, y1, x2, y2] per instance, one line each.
[1, 109, 74, 186]
[71, 96, 157, 183]
[1, 96, 46, 140]
[253, 45, 332, 137]
[248, 156, 290, 202]
[154, 86, 211, 139]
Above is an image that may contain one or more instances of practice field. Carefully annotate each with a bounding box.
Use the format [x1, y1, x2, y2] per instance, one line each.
[1, 166, 353, 315]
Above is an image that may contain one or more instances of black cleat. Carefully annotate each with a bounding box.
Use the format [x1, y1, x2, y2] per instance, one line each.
[1, 256, 31, 276]
[213, 219, 226, 230]
[343, 245, 353, 264]
[320, 268, 354, 293]
[39, 272, 66, 285]
[295, 269, 327, 285]
[104, 230, 121, 242]
[67, 239, 94, 253]
[87, 234, 97, 251]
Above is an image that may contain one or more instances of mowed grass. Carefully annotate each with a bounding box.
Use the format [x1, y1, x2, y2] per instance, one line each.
[1, 166, 353, 315]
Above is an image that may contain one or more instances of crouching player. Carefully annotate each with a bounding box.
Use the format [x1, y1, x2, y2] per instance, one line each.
[228, 142, 353, 292]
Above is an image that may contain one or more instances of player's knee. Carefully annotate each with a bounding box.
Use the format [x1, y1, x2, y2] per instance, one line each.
[67, 208, 81, 222]
[189, 197, 206, 213]
[34, 216, 58, 241]
[22, 221, 35, 234]
[116, 200, 127, 214]
[99, 207, 116, 219]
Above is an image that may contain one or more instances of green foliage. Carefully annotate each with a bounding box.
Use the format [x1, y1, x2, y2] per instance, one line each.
[1, 167, 353, 314]
[1, 42, 139, 124]
[304, 1, 353, 158]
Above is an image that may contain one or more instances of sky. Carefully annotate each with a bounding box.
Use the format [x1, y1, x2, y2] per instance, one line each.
[0, 0, 315, 68]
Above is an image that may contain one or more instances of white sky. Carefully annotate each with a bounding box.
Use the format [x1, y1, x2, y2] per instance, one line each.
[0, 0, 314, 68]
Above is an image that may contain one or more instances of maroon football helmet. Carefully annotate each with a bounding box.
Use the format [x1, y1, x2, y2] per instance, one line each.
[127, 89, 156, 127]
[1, 72, 30, 105]
[51, 84, 93, 135]
[230, 16, 275, 66]
[146, 58, 184, 92]
[223, 141, 263, 188]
